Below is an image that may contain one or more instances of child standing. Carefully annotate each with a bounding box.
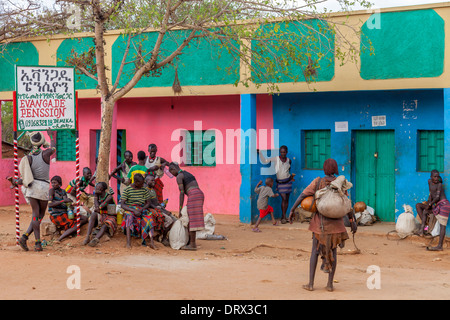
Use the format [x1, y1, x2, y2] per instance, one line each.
[252, 178, 279, 232]
[109, 150, 137, 198]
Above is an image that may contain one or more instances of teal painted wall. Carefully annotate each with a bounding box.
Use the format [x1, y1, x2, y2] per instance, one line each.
[56, 37, 98, 90]
[0, 42, 39, 91]
[251, 19, 335, 84]
[361, 9, 445, 80]
[111, 30, 240, 88]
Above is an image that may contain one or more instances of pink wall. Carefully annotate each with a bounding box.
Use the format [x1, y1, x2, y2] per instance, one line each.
[1, 94, 274, 216]
[116, 95, 242, 215]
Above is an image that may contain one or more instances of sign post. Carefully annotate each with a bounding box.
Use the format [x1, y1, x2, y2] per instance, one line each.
[75, 92, 81, 236]
[14, 66, 80, 238]
[13, 91, 20, 245]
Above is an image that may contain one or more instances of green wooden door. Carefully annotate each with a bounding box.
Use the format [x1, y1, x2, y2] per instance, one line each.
[354, 130, 395, 221]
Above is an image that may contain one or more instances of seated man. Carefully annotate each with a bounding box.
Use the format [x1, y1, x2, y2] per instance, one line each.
[120, 173, 156, 249]
[65, 167, 95, 215]
[416, 170, 450, 251]
[83, 182, 116, 247]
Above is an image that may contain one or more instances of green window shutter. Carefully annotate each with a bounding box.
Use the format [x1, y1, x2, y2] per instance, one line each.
[202, 130, 216, 167]
[418, 130, 444, 172]
[304, 130, 330, 169]
[56, 130, 76, 161]
[191, 130, 203, 166]
[186, 130, 216, 167]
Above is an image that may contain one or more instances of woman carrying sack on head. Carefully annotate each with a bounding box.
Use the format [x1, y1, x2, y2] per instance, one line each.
[288, 158, 357, 292]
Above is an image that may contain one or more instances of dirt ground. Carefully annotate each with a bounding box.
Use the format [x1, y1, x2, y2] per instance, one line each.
[0, 205, 449, 301]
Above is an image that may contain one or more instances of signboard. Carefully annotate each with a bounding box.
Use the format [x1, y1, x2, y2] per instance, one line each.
[15, 66, 76, 131]
[372, 115, 386, 127]
[335, 121, 348, 132]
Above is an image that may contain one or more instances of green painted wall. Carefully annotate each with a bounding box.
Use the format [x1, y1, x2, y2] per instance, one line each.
[251, 20, 335, 84]
[111, 30, 240, 88]
[56, 37, 98, 90]
[0, 42, 39, 91]
[361, 9, 444, 80]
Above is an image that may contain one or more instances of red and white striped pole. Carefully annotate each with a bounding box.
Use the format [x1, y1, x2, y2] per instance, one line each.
[13, 91, 20, 245]
[75, 91, 81, 236]
[13, 132, 20, 245]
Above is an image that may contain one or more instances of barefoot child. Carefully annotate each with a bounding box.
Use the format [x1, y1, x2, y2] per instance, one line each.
[252, 178, 279, 232]
[83, 182, 116, 247]
[109, 150, 136, 198]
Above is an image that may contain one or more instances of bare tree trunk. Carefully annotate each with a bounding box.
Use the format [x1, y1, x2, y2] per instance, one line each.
[96, 98, 115, 183]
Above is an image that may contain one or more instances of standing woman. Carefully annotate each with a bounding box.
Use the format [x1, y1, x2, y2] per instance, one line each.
[168, 162, 205, 251]
[7, 130, 56, 251]
[288, 158, 357, 292]
[258, 145, 295, 224]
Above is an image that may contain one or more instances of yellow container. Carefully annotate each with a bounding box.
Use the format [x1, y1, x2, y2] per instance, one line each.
[116, 211, 123, 226]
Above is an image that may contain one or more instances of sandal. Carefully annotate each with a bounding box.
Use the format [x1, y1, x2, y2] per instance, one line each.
[88, 237, 100, 247]
[18, 235, 29, 252]
[252, 228, 261, 232]
[161, 238, 170, 247]
[180, 245, 197, 251]
[426, 246, 443, 251]
[34, 241, 43, 252]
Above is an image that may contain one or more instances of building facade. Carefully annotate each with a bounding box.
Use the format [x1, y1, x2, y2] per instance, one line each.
[1, 4, 450, 236]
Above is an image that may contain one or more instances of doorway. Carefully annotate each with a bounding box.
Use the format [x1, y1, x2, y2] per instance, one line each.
[352, 130, 395, 221]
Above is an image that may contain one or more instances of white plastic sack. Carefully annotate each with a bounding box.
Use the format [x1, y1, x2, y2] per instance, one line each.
[315, 176, 353, 218]
[359, 210, 376, 225]
[395, 205, 416, 236]
[169, 206, 189, 250]
[196, 213, 216, 240]
[431, 220, 440, 237]
[366, 206, 375, 216]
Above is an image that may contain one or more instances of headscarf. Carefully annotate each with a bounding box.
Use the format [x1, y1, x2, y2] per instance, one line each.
[323, 158, 339, 176]
[28, 132, 49, 148]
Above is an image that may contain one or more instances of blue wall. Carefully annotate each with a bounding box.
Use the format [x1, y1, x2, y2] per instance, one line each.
[252, 89, 444, 223]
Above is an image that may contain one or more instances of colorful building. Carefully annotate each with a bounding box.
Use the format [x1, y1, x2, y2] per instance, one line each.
[1, 3, 450, 236]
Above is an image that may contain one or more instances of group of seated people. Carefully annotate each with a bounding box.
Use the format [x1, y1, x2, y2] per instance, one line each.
[48, 148, 177, 249]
